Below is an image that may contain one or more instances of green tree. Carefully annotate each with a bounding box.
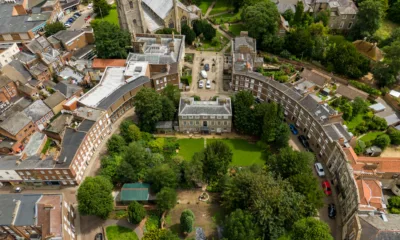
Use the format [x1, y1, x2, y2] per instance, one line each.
[143, 229, 180, 240]
[77, 176, 114, 219]
[107, 135, 126, 154]
[181, 24, 196, 45]
[282, 9, 294, 24]
[340, 102, 353, 121]
[261, 102, 282, 143]
[287, 217, 333, 240]
[233, 91, 256, 135]
[388, 196, 400, 214]
[92, 21, 131, 59]
[223, 209, 261, 240]
[387, 127, 400, 145]
[193, 20, 206, 36]
[241, 1, 280, 41]
[183, 152, 204, 185]
[351, 97, 369, 115]
[155, 28, 179, 34]
[288, 174, 324, 210]
[134, 88, 163, 132]
[128, 201, 146, 224]
[44, 22, 66, 37]
[351, 0, 385, 39]
[156, 187, 177, 212]
[275, 122, 290, 149]
[374, 41, 400, 87]
[293, 1, 304, 25]
[147, 164, 178, 193]
[161, 96, 175, 121]
[315, 10, 330, 26]
[93, 0, 110, 16]
[201, 141, 233, 182]
[162, 84, 181, 107]
[373, 134, 391, 149]
[203, 23, 216, 41]
[126, 124, 142, 143]
[180, 209, 195, 233]
[100, 154, 123, 183]
[388, 0, 400, 24]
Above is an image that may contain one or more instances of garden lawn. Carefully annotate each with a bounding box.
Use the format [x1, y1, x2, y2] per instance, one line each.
[229, 24, 246, 36]
[106, 226, 138, 240]
[177, 138, 205, 160]
[95, 5, 119, 26]
[360, 131, 384, 143]
[344, 114, 364, 133]
[207, 139, 264, 166]
[198, 0, 214, 14]
[211, 10, 241, 24]
[209, 0, 234, 15]
[375, 19, 399, 40]
[196, 31, 229, 51]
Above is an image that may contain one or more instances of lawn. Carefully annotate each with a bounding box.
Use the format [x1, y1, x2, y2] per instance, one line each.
[176, 138, 264, 166]
[198, 0, 214, 14]
[211, 10, 241, 24]
[196, 31, 229, 51]
[360, 131, 384, 143]
[375, 19, 399, 40]
[344, 114, 365, 133]
[209, 0, 234, 15]
[229, 24, 246, 36]
[106, 226, 138, 240]
[95, 4, 119, 26]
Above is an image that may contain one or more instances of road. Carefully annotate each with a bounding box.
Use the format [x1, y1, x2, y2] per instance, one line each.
[61, 7, 94, 30]
[288, 134, 341, 240]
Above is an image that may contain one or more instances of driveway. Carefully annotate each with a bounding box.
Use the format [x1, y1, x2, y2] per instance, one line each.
[288, 133, 341, 240]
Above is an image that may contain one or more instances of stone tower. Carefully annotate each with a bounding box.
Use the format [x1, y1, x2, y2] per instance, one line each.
[116, 0, 147, 35]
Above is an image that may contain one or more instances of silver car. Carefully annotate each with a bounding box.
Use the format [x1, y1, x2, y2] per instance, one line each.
[314, 162, 325, 177]
[198, 80, 204, 88]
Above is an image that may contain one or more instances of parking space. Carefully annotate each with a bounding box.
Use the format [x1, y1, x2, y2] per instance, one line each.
[62, 8, 93, 30]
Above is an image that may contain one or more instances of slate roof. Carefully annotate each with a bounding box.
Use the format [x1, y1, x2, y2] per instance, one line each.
[77, 119, 95, 132]
[0, 75, 13, 89]
[0, 194, 42, 226]
[336, 84, 369, 100]
[234, 36, 256, 52]
[25, 36, 51, 53]
[54, 81, 82, 98]
[179, 97, 232, 116]
[45, 113, 73, 134]
[121, 183, 151, 201]
[359, 214, 400, 240]
[52, 29, 85, 44]
[23, 100, 51, 122]
[8, 60, 33, 83]
[56, 128, 86, 168]
[299, 68, 331, 87]
[44, 91, 66, 109]
[0, 112, 32, 136]
[143, 0, 173, 19]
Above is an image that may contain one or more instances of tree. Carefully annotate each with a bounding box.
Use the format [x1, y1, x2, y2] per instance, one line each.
[162, 84, 181, 107]
[44, 22, 66, 37]
[134, 88, 163, 132]
[77, 176, 113, 219]
[92, 21, 131, 59]
[93, 0, 110, 17]
[161, 96, 175, 121]
[261, 102, 282, 143]
[125, 124, 142, 143]
[388, 196, 400, 214]
[288, 217, 333, 240]
[374, 40, 400, 87]
[282, 9, 294, 24]
[233, 91, 256, 135]
[155, 28, 179, 34]
[143, 229, 180, 240]
[156, 187, 177, 212]
[203, 23, 216, 41]
[107, 135, 126, 154]
[147, 164, 178, 193]
[351, 0, 385, 39]
[340, 102, 353, 121]
[241, 1, 280, 41]
[223, 209, 261, 240]
[387, 127, 400, 145]
[388, 0, 400, 24]
[201, 141, 233, 182]
[128, 201, 146, 224]
[288, 174, 324, 210]
[183, 152, 204, 185]
[351, 97, 369, 116]
[275, 122, 290, 149]
[181, 24, 196, 45]
[180, 209, 195, 233]
[315, 10, 330, 26]
[293, 1, 304, 25]
[193, 20, 206, 36]
[373, 134, 391, 149]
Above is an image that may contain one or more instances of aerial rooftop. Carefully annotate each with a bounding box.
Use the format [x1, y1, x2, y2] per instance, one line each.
[179, 97, 232, 116]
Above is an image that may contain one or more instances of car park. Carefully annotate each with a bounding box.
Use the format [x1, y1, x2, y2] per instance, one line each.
[198, 80, 204, 88]
[206, 80, 211, 89]
[289, 124, 298, 135]
[314, 162, 325, 177]
[95, 233, 103, 240]
[204, 64, 210, 71]
[328, 204, 336, 219]
[321, 180, 332, 196]
[200, 70, 207, 79]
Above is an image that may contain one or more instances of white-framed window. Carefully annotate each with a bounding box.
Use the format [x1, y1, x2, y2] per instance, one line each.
[210, 116, 215, 119]
[188, 116, 193, 119]
[63, 170, 68, 174]
[40, 171, 45, 174]
[348, 22, 353, 29]
[342, 15, 347, 19]
[339, 21, 344, 29]
[182, 116, 187, 119]
[217, 116, 222, 119]
[195, 115, 200, 119]
[55, 170, 60, 174]
[26, 171, 31, 175]
[223, 116, 228, 119]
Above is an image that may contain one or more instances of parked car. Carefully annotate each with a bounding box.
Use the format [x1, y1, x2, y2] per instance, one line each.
[68, 17, 75, 22]
[206, 80, 211, 89]
[328, 204, 336, 219]
[289, 124, 298, 135]
[200, 70, 207, 79]
[198, 80, 204, 88]
[84, 16, 91, 21]
[95, 233, 103, 240]
[314, 162, 325, 177]
[64, 22, 71, 28]
[204, 64, 210, 71]
[321, 180, 332, 196]
[87, 3, 93, 9]
[298, 135, 310, 150]
[74, 12, 81, 17]
[14, 187, 22, 193]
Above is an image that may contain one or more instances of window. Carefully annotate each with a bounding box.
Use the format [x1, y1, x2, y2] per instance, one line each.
[52, 176, 56, 179]
[217, 116, 222, 119]
[40, 171, 45, 174]
[45, 176, 49, 180]
[19, 172, 24, 175]
[26, 171, 31, 175]
[63, 170, 68, 174]
[342, 15, 347, 19]
[55, 171, 60, 174]
[5, 172, 9, 174]
[339, 21, 344, 29]
[348, 22, 353, 29]
[48, 170, 53, 174]
[352, 15, 356, 19]
[182, 116, 187, 119]
[129, 1, 133, 9]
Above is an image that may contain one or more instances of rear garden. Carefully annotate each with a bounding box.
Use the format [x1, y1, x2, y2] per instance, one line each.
[106, 226, 139, 240]
[209, 0, 234, 15]
[94, 4, 119, 26]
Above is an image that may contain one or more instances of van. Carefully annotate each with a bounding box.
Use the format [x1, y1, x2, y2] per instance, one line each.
[200, 70, 207, 79]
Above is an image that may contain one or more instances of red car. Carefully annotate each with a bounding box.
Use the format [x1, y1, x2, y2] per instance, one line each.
[322, 180, 332, 196]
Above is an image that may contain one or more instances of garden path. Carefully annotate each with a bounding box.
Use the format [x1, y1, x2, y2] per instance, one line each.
[204, 1, 216, 18]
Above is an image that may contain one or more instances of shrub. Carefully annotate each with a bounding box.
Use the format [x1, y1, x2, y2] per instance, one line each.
[373, 134, 391, 149]
[387, 127, 400, 145]
[180, 209, 195, 233]
[388, 196, 400, 214]
[127, 201, 146, 224]
[349, 80, 382, 96]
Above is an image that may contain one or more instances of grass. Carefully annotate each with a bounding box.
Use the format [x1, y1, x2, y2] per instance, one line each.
[95, 4, 119, 26]
[176, 138, 264, 166]
[177, 138, 204, 160]
[360, 131, 384, 143]
[209, 0, 234, 15]
[229, 24, 246, 36]
[196, 31, 229, 51]
[198, 0, 214, 14]
[344, 114, 365, 133]
[41, 139, 52, 154]
[375, 19, 399, 40]
[211, 10, 241, 24]
[106, 226, 138, 240]
[144, 213, 160, 232]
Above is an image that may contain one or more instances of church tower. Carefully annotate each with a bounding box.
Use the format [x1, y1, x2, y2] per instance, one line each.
[116, 0, 147, 36]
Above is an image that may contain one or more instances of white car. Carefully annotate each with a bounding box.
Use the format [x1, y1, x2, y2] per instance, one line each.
[206, 80, 211, 89]
[200, 70, 207, 79]
[64, 23, 71, 28]
[87, 3, 93, 9]
[314, 162, 325, 177]
[198, 80, 204, 88]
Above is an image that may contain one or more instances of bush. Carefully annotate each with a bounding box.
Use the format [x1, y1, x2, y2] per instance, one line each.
[349, 80, 382, 96]
[180, 209, 195, 233]
[127, 201, 146, 224]
[280, 50, 291, 59]
[373, 134, 391, 149]
[387, 127, 400, 145]
[388, 196, 400, 214]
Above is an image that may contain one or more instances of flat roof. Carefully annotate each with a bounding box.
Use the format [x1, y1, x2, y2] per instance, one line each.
[79, 62, 148, 108]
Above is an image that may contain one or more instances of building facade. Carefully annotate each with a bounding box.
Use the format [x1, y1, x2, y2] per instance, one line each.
[0, 43, 20, 67]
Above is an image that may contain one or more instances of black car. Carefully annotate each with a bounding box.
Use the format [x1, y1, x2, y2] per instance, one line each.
[328, 204, 336, 219]
[204, 64, 210, 71]
[298, 135, 310, 150]
[95, 233, 103, 240]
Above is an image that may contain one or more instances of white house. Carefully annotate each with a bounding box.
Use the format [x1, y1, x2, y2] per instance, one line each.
[0, 43, 20, 67]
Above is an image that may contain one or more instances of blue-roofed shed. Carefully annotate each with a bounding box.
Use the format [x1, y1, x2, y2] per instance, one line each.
[120, 183, 154, 202]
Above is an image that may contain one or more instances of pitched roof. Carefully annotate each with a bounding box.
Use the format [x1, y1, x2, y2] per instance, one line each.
[360, 214, 400, 240]
[23, 100, 52, 122]
[44, 91, 66, 109]
[353, 40, 383, 61]
[54, 81, 82, 98]
[8, 60, 33, 83]
[356, 179, 383, 211]
[143, 0, 173, 19]
[0, 111, 32, 136]
[179, 97, 232, 116]
[56, 128, 87, 168]
[92, 58, 126, 69]
[299, 68, 331, 87]
[0, 75, 13, 89]
[336, 84, 369, 100]
[121, 183, 150, 201]
[52, 29, 85, 44]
